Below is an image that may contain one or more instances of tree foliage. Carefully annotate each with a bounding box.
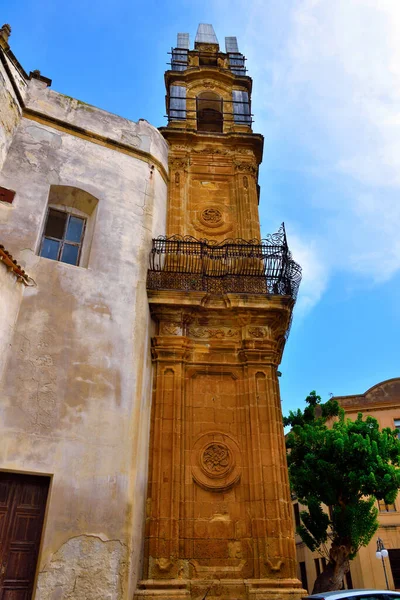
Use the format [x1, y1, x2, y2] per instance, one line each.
[284, 391, 400, 592]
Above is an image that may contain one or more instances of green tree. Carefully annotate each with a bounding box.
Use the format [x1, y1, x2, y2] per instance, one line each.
[284, 391, 400, 593]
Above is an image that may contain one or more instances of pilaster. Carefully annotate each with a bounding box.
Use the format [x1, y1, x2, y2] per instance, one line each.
[135, 293, 304, 600]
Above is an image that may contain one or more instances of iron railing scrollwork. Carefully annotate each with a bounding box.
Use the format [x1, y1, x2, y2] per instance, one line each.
[147, 224, 302, 300]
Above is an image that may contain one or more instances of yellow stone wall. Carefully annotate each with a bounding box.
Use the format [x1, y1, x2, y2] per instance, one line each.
[136, 34, 304, 600]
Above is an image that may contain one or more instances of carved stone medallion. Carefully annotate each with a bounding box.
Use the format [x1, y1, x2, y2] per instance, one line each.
[199, 207, 223, 228]
[201, 207, 222, 224]
[201, 442, 232, 477]
[191, 431, 242, 492]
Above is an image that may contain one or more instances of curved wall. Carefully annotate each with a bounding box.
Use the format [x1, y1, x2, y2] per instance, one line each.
[0, 76, 168, 599]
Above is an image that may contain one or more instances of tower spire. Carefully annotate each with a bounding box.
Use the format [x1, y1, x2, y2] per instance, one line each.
[195, 23, 219, 46]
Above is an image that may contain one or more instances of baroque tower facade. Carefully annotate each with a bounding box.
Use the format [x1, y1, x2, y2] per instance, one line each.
[0, 22, 302, 600]
[135, 24, 303, 600]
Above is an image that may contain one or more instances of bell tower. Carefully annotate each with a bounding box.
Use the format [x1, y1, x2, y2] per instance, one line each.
[161, 23, 262, 242]
[135, 24, 304, 600]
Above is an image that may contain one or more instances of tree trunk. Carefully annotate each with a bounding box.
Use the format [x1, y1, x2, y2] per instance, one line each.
[312, 545, 350, 594]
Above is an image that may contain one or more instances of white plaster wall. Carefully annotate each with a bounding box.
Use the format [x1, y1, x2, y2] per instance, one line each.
[0, 89, 168, 599]
[25, 79, 167, 166]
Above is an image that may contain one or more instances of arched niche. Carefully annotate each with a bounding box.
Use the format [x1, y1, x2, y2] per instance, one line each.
[39, 185, 99, 268]
[196, 91, 223, 133]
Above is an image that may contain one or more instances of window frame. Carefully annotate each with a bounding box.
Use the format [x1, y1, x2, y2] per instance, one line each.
[378, 499, 397, 512]
[39, 208, 87, 267]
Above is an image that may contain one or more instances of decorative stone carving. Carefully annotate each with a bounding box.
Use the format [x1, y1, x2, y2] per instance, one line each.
[201, 442, 232, 476]
[156, 558, 173, 572]
[201, 207, 222, 224]
[196, 43, 217, 53]
[265, 558, 284, 572]
[234, 162, 258, 176]
[198, 207, 224, 230]
[188, 326, 239, 339]
[169, 157, 188, 170]
[191, 431, 242, 492]
[160, 322, 182, 336]
[191, 146, 230, 155]
[243, 175, 248, 189]
[248, 326, 269, 338]
[203, 80, 215, 89]
[175, 172, 180, 186]
[228, 541, 243, 559]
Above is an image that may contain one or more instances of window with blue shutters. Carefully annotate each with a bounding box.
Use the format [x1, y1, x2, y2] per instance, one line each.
[232, 90, 251, 124]
[169, 85, 186, 120]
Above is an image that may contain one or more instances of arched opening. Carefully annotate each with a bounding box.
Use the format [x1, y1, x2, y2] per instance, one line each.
[196, 92, 223, 133]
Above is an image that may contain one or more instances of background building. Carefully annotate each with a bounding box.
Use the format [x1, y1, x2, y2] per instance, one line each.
[0, 23, 303, 600]
[294, 378, 400, 593]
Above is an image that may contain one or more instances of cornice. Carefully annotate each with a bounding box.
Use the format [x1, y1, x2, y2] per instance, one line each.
[23, 109, 169, 184]
[159, 127, 264, 164]
[0, 44, 169, 184]
[164, 67, 253, 94]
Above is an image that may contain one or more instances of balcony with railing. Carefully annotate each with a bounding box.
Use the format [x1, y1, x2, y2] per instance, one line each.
[147, 225, 302, 300]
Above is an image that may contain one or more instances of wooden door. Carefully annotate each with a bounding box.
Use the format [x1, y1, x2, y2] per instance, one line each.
[389, 549, 400, 589]
[0, 472, 50, 600]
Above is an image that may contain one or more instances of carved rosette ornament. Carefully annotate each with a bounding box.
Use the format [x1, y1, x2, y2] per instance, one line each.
[201, 443, 232, 476]
[191, 432, 242, 492]
[248, 326, 269, 339]
[201, 207, 222, 224]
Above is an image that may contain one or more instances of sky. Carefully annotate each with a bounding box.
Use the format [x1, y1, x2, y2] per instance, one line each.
[3, 0, 400, 416]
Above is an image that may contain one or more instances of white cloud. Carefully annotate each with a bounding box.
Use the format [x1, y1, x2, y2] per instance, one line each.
[212, 0, 400, 311]
[286, 229, 329, 316]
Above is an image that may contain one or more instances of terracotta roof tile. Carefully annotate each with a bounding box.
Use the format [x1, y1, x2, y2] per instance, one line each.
[0, 244, 31, 284]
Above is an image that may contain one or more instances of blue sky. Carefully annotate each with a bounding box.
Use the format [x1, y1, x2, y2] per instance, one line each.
[3, 0, 400, 415]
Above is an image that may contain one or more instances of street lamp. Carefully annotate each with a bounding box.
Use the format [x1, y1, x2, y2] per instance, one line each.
[376, 537, 390, 590]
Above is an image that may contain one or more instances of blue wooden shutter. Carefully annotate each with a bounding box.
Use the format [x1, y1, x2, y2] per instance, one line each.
[232, 90, 251, 124]
[169, 85, 186, 120]
[171, 50, 188, 71]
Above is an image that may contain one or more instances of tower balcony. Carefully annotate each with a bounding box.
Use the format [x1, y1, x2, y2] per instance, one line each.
[147, 224, 302, 300]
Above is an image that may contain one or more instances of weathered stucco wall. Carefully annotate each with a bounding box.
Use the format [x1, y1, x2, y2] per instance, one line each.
[0, 49, 27, 170]
[0, 76, 168, 599]
[0, 266, 23, 381]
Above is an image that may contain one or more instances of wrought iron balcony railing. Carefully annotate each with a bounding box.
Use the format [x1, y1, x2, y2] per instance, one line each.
[147, 224, 302, 300]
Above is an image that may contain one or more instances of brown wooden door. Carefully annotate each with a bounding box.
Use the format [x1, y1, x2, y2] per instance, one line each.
[0, 472, 50, 600]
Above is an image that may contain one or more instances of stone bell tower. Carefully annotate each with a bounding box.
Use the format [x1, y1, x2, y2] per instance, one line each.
[135, 24, 303, 600]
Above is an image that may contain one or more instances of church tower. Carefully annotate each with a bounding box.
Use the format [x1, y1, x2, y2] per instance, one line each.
[136, 24, 303, 600]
